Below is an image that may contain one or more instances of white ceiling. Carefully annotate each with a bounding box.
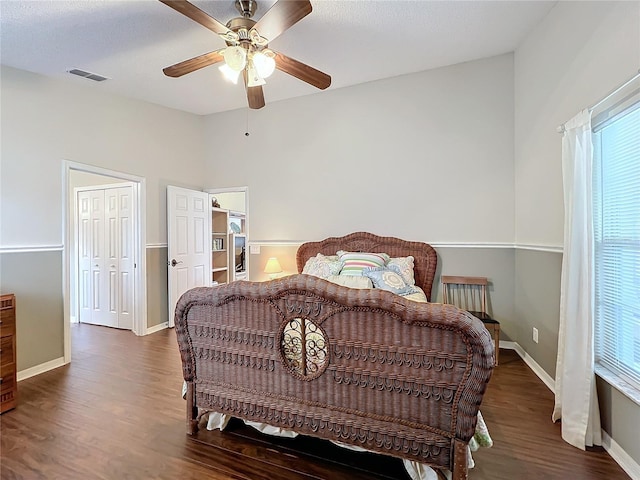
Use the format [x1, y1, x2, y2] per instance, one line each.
[0, 0, 556, 116]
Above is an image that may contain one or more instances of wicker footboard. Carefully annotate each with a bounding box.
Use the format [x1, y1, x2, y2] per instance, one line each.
[175, 275, 494, 478]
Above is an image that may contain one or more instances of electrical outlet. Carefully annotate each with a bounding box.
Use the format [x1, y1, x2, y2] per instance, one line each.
[249, 244, 260, 254]
[533, 327, 539, 344]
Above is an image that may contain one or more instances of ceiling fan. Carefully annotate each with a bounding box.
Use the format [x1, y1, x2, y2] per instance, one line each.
[159, 0, 331, 109]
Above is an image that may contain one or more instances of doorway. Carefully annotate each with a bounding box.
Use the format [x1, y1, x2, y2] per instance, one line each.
[63, 161, 147, 364]
[166, 186, 248, 325]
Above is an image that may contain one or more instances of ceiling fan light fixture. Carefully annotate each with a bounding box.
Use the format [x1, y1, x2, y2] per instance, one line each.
[246, 61, 266, 87]
[219, 64, 241, 84]
[160, 0, 331, 109]
[219, 30, 240, 43]
[223, 46, 247, 72]
[252, 50, 275, 78]
[249, 28, 268, 46]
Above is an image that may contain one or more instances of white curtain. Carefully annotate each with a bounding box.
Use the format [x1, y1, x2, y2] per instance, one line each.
[552, 109, 602, 450]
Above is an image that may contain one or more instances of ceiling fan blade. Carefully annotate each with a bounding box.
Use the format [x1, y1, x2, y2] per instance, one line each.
[254, 0, 312, 43]
[247, 86, 266, 109]
[163, 50, 224, 78]
[159, 0, 230, 35]
[243, 71, 266, 109]
[274, 52, 331, 90]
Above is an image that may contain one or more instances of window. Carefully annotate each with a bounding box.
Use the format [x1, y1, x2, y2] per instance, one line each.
[593, 100, 640, 394]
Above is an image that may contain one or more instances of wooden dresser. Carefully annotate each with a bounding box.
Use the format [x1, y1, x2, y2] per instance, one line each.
[1, 293, 17, 413]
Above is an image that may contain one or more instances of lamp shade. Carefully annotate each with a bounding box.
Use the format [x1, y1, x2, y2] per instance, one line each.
[246, 61, 266, 87]
[218, 64, 241, 84]
[264, 257, 282, 275]
[253, 51, 276, 78]
[223, 46, 247, 72]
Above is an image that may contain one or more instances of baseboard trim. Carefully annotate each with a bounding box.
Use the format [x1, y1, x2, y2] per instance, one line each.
[602, 431, 640, 480]
[499, 340, 517, 350]
[503, 343, 640, 479]
[17, 357, 66, 382]
[500, 341, 556, 392]
[146, 322, 168, 335]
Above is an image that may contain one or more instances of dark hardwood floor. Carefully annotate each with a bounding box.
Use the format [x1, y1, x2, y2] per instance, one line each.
[0, 323, 630, 480]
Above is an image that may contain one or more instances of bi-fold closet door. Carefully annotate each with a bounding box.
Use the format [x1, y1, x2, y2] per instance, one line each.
[77, 186, 135, 330]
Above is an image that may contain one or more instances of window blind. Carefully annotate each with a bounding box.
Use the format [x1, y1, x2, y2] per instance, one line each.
[593, 104, 640, 390]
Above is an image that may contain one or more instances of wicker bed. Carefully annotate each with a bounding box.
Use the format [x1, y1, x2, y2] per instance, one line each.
[174, 232, 495, 480]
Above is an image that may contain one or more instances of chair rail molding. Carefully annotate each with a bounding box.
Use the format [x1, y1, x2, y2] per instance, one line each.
[0, 245, 64, 253]
[249, 240, 563, 253]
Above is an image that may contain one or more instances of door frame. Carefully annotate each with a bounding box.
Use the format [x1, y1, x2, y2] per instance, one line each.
[206, 186, 249, 239]
[207, 187, 249, 282]
[62, 160, 147, 364]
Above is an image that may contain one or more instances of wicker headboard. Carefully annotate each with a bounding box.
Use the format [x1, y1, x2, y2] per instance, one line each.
[296, 232, 438, 301]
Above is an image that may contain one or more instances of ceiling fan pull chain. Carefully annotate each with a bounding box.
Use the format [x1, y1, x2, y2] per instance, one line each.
[245, 108, 250, 137]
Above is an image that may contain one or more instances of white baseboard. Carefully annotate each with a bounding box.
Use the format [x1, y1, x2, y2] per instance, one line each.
[503, 342, 640, 478]
[602, 431, 640, 480]
[146, 322, 168, 335]
[18, 322, 168, 382]
[500, 341, 556, 392]
[17, 356, 66, 381]
[514, 343, 556, 393]
[17, 324, 169, 382]
[499, 340, 517, 351]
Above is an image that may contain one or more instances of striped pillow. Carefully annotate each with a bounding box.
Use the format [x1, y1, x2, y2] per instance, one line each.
[337, 250, 389, 276]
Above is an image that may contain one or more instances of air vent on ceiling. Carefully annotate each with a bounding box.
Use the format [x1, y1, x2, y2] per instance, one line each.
[68, 69, 109, 82]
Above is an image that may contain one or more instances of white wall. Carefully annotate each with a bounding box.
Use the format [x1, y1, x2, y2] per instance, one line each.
[515, 0, 640, 247]
[203, 54, 515, 245]
[514, 0, 640, 468]
[0, 65, 207, 247]
[0, 65, 209, 369]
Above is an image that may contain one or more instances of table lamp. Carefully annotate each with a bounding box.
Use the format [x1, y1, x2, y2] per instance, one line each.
[264, 257, 283, 279]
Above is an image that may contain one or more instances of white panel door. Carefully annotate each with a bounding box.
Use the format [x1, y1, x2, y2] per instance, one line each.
[116, 187, 134, 330]
[77, 185, 135, 330]
[167, 186, 210, 327]
[90, 192, 107, 325]
[78, 190, 100, 325]
[103, 189, 120, 328]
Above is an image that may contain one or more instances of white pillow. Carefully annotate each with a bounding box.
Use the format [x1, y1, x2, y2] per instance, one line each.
[362, 266, 415, 295]
[401, 286, 428, 303]
[387, 256, 416, 286]
[302, 253, 343, 279]
[325, 275, 374, 289]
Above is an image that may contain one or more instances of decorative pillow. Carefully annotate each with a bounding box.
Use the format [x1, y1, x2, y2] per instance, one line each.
[337, 251, 389, 276]
[325, 275, 374, 289]
[401, 286, 428, 303]
[362, 266, 416, 295]
[387, 256, 416, 286]
[302, 253, 343, 279]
